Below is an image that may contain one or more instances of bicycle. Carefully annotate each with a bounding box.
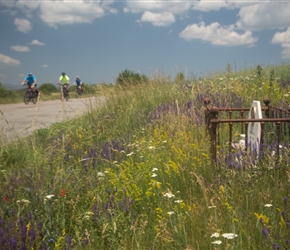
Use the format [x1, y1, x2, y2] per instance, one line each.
[23, 84, 38, 105]
[75, 86, 83, 98]
[59, 83, 69, 101]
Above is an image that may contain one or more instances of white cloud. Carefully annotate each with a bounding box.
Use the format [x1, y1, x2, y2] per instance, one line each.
[191, 0, 251, 12]
[0, 54, 21, 65]
[140, 11, 175, 27]
[179, 21, 258, 47]
[272, 28, 290, 59]
[237, 2, 290, 31]
[4, 1, 116, 27]
[38, 2, 113, 27]
[42, 64, 48, 68]
[11, 45, 31, 52]
[124, 0, 191, 14]
[30, 40, 45, 46]
[14, 18, 32, 33]
[191, 0, 228, 12]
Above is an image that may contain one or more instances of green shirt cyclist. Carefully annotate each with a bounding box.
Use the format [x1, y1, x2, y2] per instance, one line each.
[58, 72, 70, 86]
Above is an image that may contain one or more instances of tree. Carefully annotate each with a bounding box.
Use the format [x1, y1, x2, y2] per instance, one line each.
[116, 69, 148, 86]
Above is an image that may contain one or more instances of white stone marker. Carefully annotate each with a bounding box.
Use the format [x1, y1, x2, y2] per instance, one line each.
[247, 100, 262, 152]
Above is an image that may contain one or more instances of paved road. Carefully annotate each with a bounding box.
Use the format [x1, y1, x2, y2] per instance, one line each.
[0, 96, 104, 143]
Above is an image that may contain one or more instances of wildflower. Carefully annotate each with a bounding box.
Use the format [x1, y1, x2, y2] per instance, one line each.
[97, 172, 105, 177]
[208, 205, 216, 209]
[162, 140, 167, 143]
[16, 199, 30, 204]
[127, 152, 134, 156]
[152, 173, 157, 177]
[222, 233, 238, 239]
[264, 204, 273, 207]
[219, 185, 224, 193]
[148, 146, 155, 150]
[60, 189, 66, 197]
[45, 195, 55, 199]
[212, 240, 222, 245]
[164, 192, 175, 198]
[211, 233, 220, 238]
[175, 200, 183, 203]
[3, 196, 8, 201]
[167, 211, 174, 215]
[152, 168, 158, 171]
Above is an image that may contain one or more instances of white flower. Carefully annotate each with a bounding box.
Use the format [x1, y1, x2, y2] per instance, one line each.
[210, 233, 220, 238]
[174, 200, 183, 203]
[212, 240, 222, 245]
[152, 168, 158, 171]
[148, 146, 155, 150]
[208, 206, 216, 209]
[45, 195, 55, 199]
[152, 173, 157, 177]
[264, 204, 273, 207]
[164, 192, 175, 198]
[167, 211, 174, 215]
[97, 172, 105, 177]
[162, 140, 167, 143]
[127, 152, 134, 156]
[16, 199, 30, 204]
[222, 233, 238, 239]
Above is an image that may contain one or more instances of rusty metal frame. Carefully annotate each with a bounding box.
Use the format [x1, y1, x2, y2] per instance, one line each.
[204, 98, 290, 169]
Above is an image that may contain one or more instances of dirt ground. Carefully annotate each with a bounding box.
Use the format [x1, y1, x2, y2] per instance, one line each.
[0, 96, 104, 144]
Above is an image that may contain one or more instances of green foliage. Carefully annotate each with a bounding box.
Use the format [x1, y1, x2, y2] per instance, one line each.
[0, 64, 290, 249]
[116, 69, 148, 86]
[174, 72, 185, 84]
[38, 83, 58, 94]
[0, 82, 17, 98]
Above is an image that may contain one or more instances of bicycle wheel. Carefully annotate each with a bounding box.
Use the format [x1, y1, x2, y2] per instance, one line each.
[24, 91, 30, 105]
[76, 88, 82, 98]
[32, 95, 37, 104]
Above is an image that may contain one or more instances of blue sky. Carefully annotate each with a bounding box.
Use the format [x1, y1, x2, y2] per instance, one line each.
[0, 0, 290, 89]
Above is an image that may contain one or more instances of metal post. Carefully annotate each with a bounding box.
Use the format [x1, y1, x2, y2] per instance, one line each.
[209, 107, 219, 169]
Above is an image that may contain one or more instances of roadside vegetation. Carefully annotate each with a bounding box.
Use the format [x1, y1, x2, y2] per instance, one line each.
[0, 82, 105, 104]
[0, 64, 290, 249]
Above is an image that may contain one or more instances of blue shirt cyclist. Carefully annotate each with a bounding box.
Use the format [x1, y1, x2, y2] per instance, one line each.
[74, 76, 83, 92]
[23, 72, 36, 86]
[22, 72, 40, 95]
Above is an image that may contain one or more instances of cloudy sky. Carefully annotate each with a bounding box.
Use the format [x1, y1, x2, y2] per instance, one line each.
[0, 0, 290, 88]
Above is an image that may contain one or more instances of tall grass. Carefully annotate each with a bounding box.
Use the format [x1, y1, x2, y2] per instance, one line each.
[1, 64, 290, 249]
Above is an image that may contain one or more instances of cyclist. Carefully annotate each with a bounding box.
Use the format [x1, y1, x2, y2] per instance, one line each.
[74, 76, 83, 93]
[22, 72, 40, 96]
[58, 72, 70, 95]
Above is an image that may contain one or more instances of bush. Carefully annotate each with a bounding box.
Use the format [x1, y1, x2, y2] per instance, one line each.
[0, 83, 16, 98]
[116, 69, 148, 86]
[38, 83, 58, 94]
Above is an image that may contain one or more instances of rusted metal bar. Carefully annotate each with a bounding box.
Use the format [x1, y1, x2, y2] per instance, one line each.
[209, 107, 219, 169]
[241, 110, 244, 134]
[229, 122, 233, 153]
[276, 122, 281, 162]
[210, 118, 290, 123]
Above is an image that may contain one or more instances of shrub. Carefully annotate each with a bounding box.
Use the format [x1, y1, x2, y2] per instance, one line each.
[0, 83, 16, 98]
[38, 83, 58, 94]
[116, 69, 148, 86]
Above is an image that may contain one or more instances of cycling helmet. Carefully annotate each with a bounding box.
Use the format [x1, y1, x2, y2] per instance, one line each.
[76, 76, 79, 78]
[62, 72, 65, 76]
[27, 72, 32, 76]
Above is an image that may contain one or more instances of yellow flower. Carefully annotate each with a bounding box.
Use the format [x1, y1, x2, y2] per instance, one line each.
[254, 213, 269, 224]
[219, 185, 224, 194]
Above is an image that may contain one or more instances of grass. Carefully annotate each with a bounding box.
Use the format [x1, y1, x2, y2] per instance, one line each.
[0, 64, 290, 249]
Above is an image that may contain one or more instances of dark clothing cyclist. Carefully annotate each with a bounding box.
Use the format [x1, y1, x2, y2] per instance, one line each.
[74, 76, 83, 92]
